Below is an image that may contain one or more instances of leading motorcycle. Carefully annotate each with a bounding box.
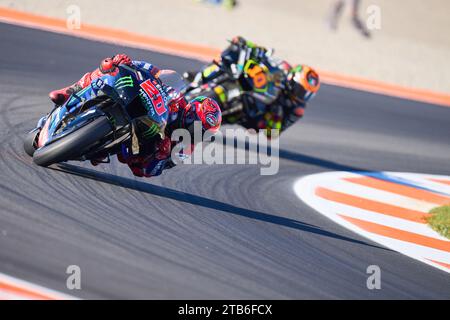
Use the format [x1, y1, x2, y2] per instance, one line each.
[23, 65, 183, 167]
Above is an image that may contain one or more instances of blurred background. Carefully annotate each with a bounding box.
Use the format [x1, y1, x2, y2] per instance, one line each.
[1, 0, 449, 93]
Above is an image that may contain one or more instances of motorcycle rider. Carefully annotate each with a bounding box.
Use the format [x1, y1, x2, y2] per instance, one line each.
[188, 36, 320, 136]
[49, 54, 222, 177]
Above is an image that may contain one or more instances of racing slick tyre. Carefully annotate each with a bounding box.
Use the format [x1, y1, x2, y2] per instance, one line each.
[23, 128, 40, 157]
[33, 116, 112, 167]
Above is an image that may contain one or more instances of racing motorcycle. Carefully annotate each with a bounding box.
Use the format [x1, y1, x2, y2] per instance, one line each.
[23, 65, 184, 167]
[182, 44, 289, 129]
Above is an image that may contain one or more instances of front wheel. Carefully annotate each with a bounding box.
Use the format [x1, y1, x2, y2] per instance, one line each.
[33, 116, 112, 167]
[23, 128, 40, 157]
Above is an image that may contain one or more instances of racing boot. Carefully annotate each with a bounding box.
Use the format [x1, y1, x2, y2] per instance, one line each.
[48, 82, 82, 106]
[352, 16, 371, 38]
[48, 68, 104, 105]
[49, 68, 104, 105]
[49, 54, 132, 105]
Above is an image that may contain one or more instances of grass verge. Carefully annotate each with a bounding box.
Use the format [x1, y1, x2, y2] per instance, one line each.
[427, 205, 450, 239]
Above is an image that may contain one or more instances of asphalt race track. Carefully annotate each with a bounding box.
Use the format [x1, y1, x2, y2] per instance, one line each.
[0, 22, 449, 299]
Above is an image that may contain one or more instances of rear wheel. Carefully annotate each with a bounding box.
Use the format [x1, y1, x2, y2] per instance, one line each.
[33, 116, 112, 167]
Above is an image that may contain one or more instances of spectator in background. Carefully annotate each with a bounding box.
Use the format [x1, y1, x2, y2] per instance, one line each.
[195, 0, 238, 10]
[327, 0, 371, 38]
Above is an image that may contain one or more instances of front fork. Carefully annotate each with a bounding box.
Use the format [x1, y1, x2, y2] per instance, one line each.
[36, 115, 48, 130]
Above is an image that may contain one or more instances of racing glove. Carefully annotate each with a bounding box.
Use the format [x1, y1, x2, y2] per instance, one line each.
[112, 53, 132, 66]
[100, 54, 132, 73]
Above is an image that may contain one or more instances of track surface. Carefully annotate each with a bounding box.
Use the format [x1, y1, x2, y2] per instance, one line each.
[0, 23, 450, 299]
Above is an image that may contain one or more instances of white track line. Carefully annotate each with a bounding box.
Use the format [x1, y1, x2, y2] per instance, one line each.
[0, 272, 78, 300]
[294, 171, 450, 275]
[324, 178, 437, 212]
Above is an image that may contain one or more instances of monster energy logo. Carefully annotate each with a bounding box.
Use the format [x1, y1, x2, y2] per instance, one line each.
[142, 123, 160, 139]
[108, 116, 116, 126]
[114, 76, 134, 89]
[139, 89, 152, 111]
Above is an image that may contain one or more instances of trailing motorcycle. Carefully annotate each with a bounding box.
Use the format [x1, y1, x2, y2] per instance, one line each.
[183, 44, 290, 129]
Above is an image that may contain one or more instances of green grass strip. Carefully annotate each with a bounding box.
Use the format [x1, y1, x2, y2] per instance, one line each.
[427, 205, 450, 239]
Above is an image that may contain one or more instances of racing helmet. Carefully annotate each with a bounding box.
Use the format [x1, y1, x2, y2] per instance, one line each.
[288, 65, 320, 103]
[182, 96, 222, 136]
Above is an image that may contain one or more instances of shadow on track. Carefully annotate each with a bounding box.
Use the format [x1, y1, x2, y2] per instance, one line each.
[278, 148, 368, 172]
[231, 137, 369, 172]
[51, 163, 389, 251]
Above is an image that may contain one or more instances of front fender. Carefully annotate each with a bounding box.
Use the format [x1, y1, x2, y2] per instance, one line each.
[38, 108, 108, 148]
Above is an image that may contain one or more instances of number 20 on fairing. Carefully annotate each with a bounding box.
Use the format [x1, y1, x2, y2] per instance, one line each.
[140, 79, 166, 116]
